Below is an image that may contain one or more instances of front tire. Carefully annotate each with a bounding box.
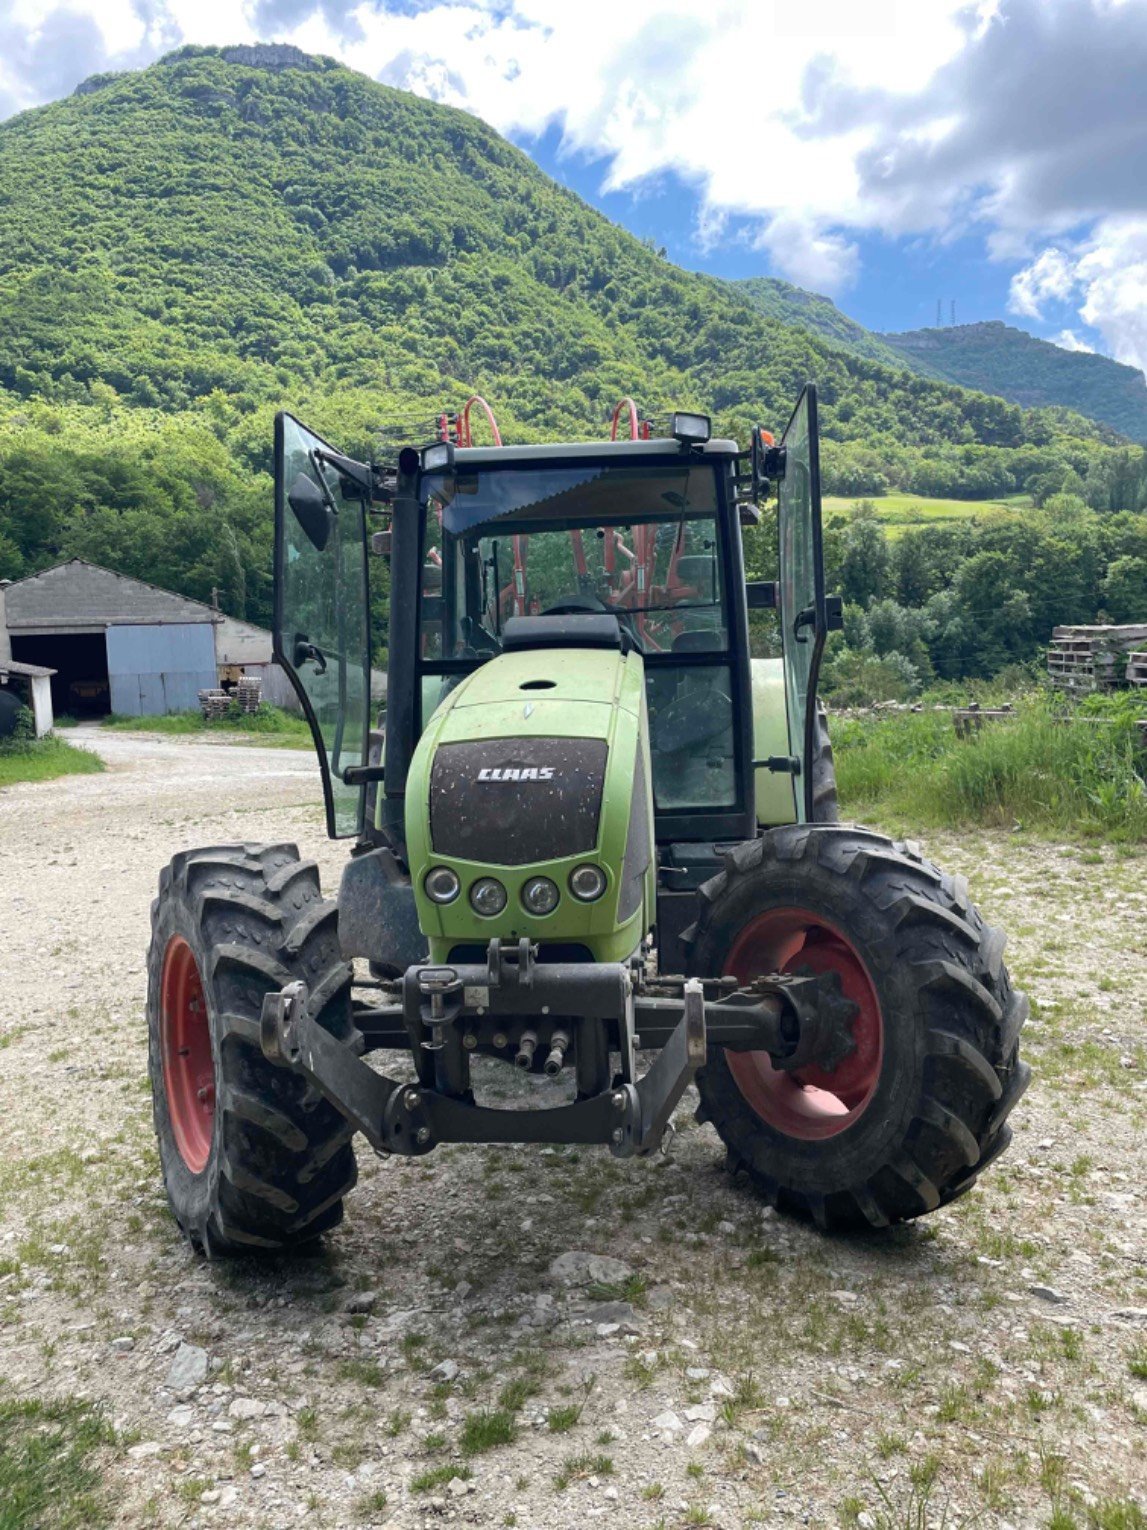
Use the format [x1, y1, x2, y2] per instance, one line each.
[689, 825, 1029, 1231]
[147, 842, 358, 1256]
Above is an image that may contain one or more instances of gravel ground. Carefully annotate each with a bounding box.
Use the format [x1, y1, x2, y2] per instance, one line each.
[1, 727, 1145, 1530]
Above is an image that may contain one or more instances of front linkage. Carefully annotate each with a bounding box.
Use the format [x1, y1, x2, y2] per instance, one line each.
[259, 937, 857, 1160]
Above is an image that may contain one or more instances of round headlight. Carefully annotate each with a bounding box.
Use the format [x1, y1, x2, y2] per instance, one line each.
[521, 876, 559, 916]
[569, 863, 607, 902]
[469, 877, 507, 917]
[424, 866, 460, 905]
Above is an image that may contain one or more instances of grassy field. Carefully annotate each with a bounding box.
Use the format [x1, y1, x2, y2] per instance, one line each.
[823, 491, 1031, 538]
[0, 734, 104, 789]
[833, 692, 1147, 841]
[102, 703, 312, 748]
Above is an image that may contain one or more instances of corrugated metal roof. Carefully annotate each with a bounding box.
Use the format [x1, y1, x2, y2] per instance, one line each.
[4, 560, 227, 630]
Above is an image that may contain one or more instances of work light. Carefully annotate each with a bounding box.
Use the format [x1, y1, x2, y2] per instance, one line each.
[421, 441, 455, 473]
[424, 867, 460, 904]
[569, 864, 607, 902]
[469, 877, 507, 917]
[671, 412, 711, 444]
[521, 877, 560, 916]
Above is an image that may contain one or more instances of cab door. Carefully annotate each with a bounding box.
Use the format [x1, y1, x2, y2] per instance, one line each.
[273, 412, 371, 838]
[776, 384, 827, 822]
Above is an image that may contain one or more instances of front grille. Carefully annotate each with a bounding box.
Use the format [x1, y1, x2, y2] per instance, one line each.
[430, 737, 607, 866]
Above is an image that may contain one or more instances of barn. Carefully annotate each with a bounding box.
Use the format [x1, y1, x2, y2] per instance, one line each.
[0, 560, 296, 719]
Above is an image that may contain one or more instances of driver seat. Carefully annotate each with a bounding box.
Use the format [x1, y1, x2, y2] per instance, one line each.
[501, 614, 623, 652]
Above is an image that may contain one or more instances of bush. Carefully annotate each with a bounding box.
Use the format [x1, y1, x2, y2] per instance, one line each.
[821, 649, 920, 708]
[0, 704, 37, 755]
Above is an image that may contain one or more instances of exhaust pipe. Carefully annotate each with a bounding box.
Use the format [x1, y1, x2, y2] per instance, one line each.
[543, 1029, 571, 1077]
[514, 1030, 538, 1070]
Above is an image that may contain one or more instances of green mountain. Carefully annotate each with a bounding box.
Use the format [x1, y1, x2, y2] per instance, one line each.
[735, 278, 1147, 444]
[0, 44, 1134, 625]
[879, 322, 1147, 444]
[734, 277, 915, 373]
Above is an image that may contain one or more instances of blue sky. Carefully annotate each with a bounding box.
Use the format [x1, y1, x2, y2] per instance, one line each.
[517, 123, 1019, 338]
[2, 0, 1145, 369]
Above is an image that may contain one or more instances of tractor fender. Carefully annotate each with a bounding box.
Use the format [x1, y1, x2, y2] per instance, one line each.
[338, 845, 427, 975]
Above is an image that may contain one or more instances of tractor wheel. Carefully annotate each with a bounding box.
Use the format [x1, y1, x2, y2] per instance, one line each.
[688, 824, 1029, 1231]
[147, 842, 359, 1257]
[810, 702, 839, 823]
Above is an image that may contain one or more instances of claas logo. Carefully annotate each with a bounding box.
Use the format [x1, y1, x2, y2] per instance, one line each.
[476, 766, 556, 781]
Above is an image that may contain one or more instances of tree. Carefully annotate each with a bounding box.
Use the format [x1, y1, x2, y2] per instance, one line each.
[1101, 557, 1147, 624]
[839, 505, 891, 607]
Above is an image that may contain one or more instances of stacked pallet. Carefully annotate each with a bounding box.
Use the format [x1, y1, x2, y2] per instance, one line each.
[197, 687, 232, 720]
[235, 674, 263, 713]
[1047, 625, 1147, 692]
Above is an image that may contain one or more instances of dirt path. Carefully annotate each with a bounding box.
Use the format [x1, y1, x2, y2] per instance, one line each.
[1, 731, 1145, 1530]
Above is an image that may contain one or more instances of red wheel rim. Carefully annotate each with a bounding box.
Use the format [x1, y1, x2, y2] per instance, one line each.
[160, 936, 215, 1174]
[724, 908, 883, 1141]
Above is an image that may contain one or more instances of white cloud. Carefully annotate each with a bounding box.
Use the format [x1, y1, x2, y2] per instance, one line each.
[1076, 220, 1147, 375]
[1008, 247, 1077, 319]
[753, 214, 860, 295]
[1010, 219, 1147, 375]
[1053, 329, 1094, 353]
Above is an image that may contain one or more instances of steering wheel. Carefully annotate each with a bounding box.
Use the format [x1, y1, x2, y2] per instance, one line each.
[539, 593, 610, 616]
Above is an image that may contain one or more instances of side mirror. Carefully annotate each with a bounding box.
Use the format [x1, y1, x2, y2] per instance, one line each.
[288, 472, 334, 552]
[746, 581, 777, 610]
[750, 427, 785, 501]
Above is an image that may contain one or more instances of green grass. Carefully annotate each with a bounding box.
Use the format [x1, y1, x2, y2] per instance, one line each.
[0, 735, 104, 788]
[554, 1452, 614, 1491]
[411, 1464, 471, 1494]
[546, 1406, 581, 1433]
[459, 1408, 517, 1456]
[823, 492, 1029, 539]
[834, 692, 1147, 841]
[102, 703, 311, 747]
[0, 1395, 115, 1529]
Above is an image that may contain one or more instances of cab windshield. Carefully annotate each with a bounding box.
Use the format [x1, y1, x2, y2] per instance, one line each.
[418, 460, 738, 814]
[420, 462, 727, 658]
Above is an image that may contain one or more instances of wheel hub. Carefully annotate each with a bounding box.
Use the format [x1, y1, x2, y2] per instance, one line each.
[724, 908, 883, 1141]
[160, 936, 215, 1173]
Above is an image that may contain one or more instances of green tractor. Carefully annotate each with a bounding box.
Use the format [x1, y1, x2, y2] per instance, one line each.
[147, 387, 1028, 1255]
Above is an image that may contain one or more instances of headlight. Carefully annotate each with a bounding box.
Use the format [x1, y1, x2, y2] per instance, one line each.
[569, 864, 607, 902]
[521, 876, 559, 916]
[469, 877, 507, 917]
[424, 867, 460, 904]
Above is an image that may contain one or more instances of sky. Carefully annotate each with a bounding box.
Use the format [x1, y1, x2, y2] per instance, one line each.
[2, 0, 1146, 374]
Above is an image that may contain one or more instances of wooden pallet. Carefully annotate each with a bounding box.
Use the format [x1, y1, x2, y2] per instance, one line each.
[1047, 625, 1147, 692]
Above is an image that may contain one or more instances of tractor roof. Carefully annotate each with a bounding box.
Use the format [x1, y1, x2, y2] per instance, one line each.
[447, 437, 740, 468]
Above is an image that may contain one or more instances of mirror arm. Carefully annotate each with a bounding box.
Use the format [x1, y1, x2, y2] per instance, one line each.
[313, 448, 374, 498]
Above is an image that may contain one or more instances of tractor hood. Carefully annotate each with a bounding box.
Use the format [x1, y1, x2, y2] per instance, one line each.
[405, 647, 654, 965]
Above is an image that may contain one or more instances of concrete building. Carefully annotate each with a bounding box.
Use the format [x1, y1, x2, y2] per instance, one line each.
[0, 560, 297, 718]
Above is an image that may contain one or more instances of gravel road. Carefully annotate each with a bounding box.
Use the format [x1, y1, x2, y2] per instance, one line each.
[1, 728, 1145, 1530]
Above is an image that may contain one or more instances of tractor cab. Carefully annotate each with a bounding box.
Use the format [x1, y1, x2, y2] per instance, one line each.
[273, 388, 834, 855]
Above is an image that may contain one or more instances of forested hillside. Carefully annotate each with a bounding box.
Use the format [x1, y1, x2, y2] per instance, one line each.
[737, 283, 1147, 445]
[881, 322, 1147, 443]
[0, 43, 1144, 644]
[734, 276, 915, 373]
